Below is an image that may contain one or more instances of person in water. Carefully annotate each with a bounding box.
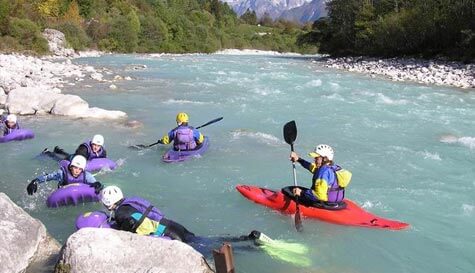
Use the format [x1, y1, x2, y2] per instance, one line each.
[289, 144, 346, 207]
[99, 185, 311, 265]
[1, 114, 20, 136]
[27, 155, 103, 195]
[100, 185, 204, 242]
[158, 112, 204, 151]
[44, 134, 108, 161]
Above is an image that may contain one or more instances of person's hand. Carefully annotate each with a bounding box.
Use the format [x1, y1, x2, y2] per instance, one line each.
[27, 179, 39, 195]
[90, 181, 103, 194]
[290, 151, 299, 162]
[292, 187, 302, 197]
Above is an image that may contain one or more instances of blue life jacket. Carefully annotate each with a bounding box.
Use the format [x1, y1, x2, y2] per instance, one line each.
[82, 140, 106, 160]
[173, 126, 197, 151]
[118, 197, 164, 222]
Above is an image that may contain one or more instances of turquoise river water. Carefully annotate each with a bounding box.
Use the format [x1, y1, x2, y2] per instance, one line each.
[1, 53, 474, 273]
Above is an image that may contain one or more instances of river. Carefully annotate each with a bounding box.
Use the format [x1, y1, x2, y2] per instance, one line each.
[1, 53, 474, 273]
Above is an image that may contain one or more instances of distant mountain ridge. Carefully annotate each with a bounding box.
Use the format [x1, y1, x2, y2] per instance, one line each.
[221, 0, 327, 23]
[280, 0, 327, 23]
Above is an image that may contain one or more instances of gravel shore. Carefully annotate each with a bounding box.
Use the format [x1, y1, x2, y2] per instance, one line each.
[321, 56, 475, 89]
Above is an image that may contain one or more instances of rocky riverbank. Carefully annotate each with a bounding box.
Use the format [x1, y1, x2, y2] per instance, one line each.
[0, 28, 127, 119]
[0, 53, 128, 119]
[321, 57, 475, 89]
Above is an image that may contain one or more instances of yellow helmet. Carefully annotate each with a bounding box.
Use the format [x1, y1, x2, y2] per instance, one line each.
[176, 112, 189, 124]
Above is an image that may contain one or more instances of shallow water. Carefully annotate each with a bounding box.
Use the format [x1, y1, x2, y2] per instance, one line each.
[1, 53, 474, 273]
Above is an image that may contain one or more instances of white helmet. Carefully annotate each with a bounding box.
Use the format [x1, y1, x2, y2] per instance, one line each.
[309, 144, 334, 161]
[100, 186, 123, 209]
[91, 134, 104, 146]
[6, 114, 17, 123]
[70, 155, 87, 170]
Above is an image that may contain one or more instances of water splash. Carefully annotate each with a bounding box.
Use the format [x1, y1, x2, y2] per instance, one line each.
[376, 93, 408, 105]
[162, 99, 209, 105]
[419, 150, 441, 161]
[461, 204, 474, 216]
[439, 135, 475, 149]
[305, 79, 322, 87]
[231, 130, 283, 146]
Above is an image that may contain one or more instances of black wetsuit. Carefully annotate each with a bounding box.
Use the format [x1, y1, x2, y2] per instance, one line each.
[75, 144, 107, 160]
[112, 204, 195, 242]
[112, 204, 257, 255]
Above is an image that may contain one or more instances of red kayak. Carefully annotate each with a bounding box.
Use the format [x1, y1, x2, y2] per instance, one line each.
[236, 185, 409, 230]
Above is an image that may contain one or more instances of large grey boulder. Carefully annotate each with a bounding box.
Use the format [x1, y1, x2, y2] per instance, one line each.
[0, 192, 61, 273]
[42, 29, 76, 57]
[55, 228, 214, 273]
[50, 94, 89, 116]
[6, 88, 127, 119]
[5, 87, 62, 115]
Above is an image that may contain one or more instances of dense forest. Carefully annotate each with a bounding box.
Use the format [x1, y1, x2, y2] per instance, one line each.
[0, 0, 314, 54]
[1, 0, 473, 61]
[299, 0, 475, 61]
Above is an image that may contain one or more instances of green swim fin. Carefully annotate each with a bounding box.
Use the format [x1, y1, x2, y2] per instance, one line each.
[253, 231, 312, 267]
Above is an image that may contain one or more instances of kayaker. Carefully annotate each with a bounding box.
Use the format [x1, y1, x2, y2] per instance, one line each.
[157, 112, 204, 151]
[1, 114, 20, 136]
[26, 155, 103, 195]
[44, 134, 108, 161]
[289, 144, 347, 208]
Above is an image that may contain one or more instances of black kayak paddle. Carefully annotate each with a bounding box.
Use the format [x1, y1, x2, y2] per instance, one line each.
[131, 117, 223, 149]
[283, 120, 303, 232]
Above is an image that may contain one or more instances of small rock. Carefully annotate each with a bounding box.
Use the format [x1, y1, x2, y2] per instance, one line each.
[90, 73, 103, 81]
[125, 120, 143, 128]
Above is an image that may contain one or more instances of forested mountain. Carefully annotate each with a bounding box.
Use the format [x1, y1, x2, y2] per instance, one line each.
[0, 0, 313, 54]
[298, 0, 475, 60]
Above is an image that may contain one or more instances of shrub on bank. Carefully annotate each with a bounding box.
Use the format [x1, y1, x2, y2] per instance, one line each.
[56, 22, 91, 50]
[9, 18, 49, 54]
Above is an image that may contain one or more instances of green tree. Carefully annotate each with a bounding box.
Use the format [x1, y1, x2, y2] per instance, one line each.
[240, 9, 257, 25]
[9, 17, 49, 53]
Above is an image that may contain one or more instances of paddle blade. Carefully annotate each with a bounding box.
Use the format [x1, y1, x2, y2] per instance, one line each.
[294, 205, 303, 232]
[283, 121, 297, 145]
[196, 117, 223, 129]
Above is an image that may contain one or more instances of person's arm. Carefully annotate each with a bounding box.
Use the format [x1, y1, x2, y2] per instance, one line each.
[193, 129, 204, 145]
[27, 169, 63, 195]
[74, 144, 89, 159]
[36, 170, 63, 183]
[290, 152, 315, 173]
[84, 172, 97, 184]
[159, 129, 175, 145]
[297, 158, 317, 173]
[101, 148, 107, 158]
